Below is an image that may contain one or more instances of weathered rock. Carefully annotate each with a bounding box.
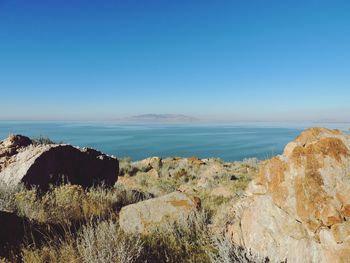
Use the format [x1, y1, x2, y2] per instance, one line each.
[187, 156, 206, 165]
[0, 135, 119, 189]
[228, 128, 350, 262]
[119, 191, 200, 234]
[133, 157, 162, 172]
[198, 161, 227, 179]
[1, 134, 31, 149]
[0, 135, 32, 170]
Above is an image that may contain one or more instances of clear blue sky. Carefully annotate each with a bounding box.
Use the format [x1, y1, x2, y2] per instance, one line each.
[0, 0, 349, 122]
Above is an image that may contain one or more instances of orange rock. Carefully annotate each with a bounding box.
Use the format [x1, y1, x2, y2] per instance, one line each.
[341, 204, 350, 217]
[331, 222, 350, 243]
[228, 127, 350, 262]
[294, 127, 342, 145]
[187, 156, 205, 165]
[257, 156, 288, 208]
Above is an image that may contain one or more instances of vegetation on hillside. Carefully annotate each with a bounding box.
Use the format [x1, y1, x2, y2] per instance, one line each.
[0, 157, 264, 263]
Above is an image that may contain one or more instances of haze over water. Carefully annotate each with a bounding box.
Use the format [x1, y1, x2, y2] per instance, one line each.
[1, 122, 349, 161]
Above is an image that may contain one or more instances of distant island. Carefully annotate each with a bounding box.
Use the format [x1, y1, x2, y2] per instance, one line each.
[123, 114, 199, 123]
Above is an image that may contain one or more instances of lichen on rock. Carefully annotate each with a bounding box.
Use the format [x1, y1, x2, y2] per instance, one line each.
[228, 127, 350, 262]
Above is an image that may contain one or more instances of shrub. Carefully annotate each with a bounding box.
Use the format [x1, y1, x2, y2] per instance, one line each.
[15, 184, 149, 224]
[31, 135, 58, 145]
[200, 195, 232, 219]
[241, 158, 260, 169]
[77, 220, 142, 263]
[15, 187, 42, 220]
[119, 157, 139, 176]
[15, 184, 96, 223]
[21, 219, 142, 263]
[0, 180, 25, 211]
[139, 211, 214, 263]
[209, 236, 269, 263]
[22, 242, 78, 263]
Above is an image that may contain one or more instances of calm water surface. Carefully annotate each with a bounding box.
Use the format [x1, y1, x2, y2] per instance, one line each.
[0, 122, 348, 161]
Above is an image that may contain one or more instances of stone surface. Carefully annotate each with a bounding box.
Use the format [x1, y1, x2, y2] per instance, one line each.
[0, 134, 119, 189]
[228, 128, 350, 263]
[187, 156, 206, 166]
[119, 191, 200, 234]
[133, 157, 162, 172]
[0, 135, 32, 170]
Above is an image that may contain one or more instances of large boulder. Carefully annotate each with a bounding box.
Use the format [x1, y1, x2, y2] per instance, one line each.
[0, 134, 119, 189]
[228, 128, 350, 262]
[119, 191, 200, 234]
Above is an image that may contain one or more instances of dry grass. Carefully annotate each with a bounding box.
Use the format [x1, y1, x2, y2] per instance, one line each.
[0, 180, 25, 211]
[14, 184, 148, 224]
[22, 243, 78, 263]
[0, 157, 261, 262]
[22, 219, 142, 263]
[3, 183, 147, 262]
[209, 235, 270, 263]
[139, 211, 214, 263]
[20, 211, 216, 263]
[119, 157, 258, 196]
[77, 220, 142, 263]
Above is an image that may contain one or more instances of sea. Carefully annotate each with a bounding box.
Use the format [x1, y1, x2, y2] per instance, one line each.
[0, 121, 349, 162]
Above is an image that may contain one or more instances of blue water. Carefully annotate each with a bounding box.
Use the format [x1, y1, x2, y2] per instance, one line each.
[0, 122, 349, 161]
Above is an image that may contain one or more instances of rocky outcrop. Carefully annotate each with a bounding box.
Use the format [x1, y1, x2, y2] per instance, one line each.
[119, 191, 200, 234]
[0, 134, 119, 189]
[0, 135, 31, 166]
[133, 156, 162, 172]
[228, 128, 350, 262]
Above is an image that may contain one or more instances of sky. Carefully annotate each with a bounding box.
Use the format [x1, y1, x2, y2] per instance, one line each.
[0, 0, 349, 122]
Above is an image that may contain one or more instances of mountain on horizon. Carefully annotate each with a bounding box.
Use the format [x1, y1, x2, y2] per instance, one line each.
[124, 114, 199, 123]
